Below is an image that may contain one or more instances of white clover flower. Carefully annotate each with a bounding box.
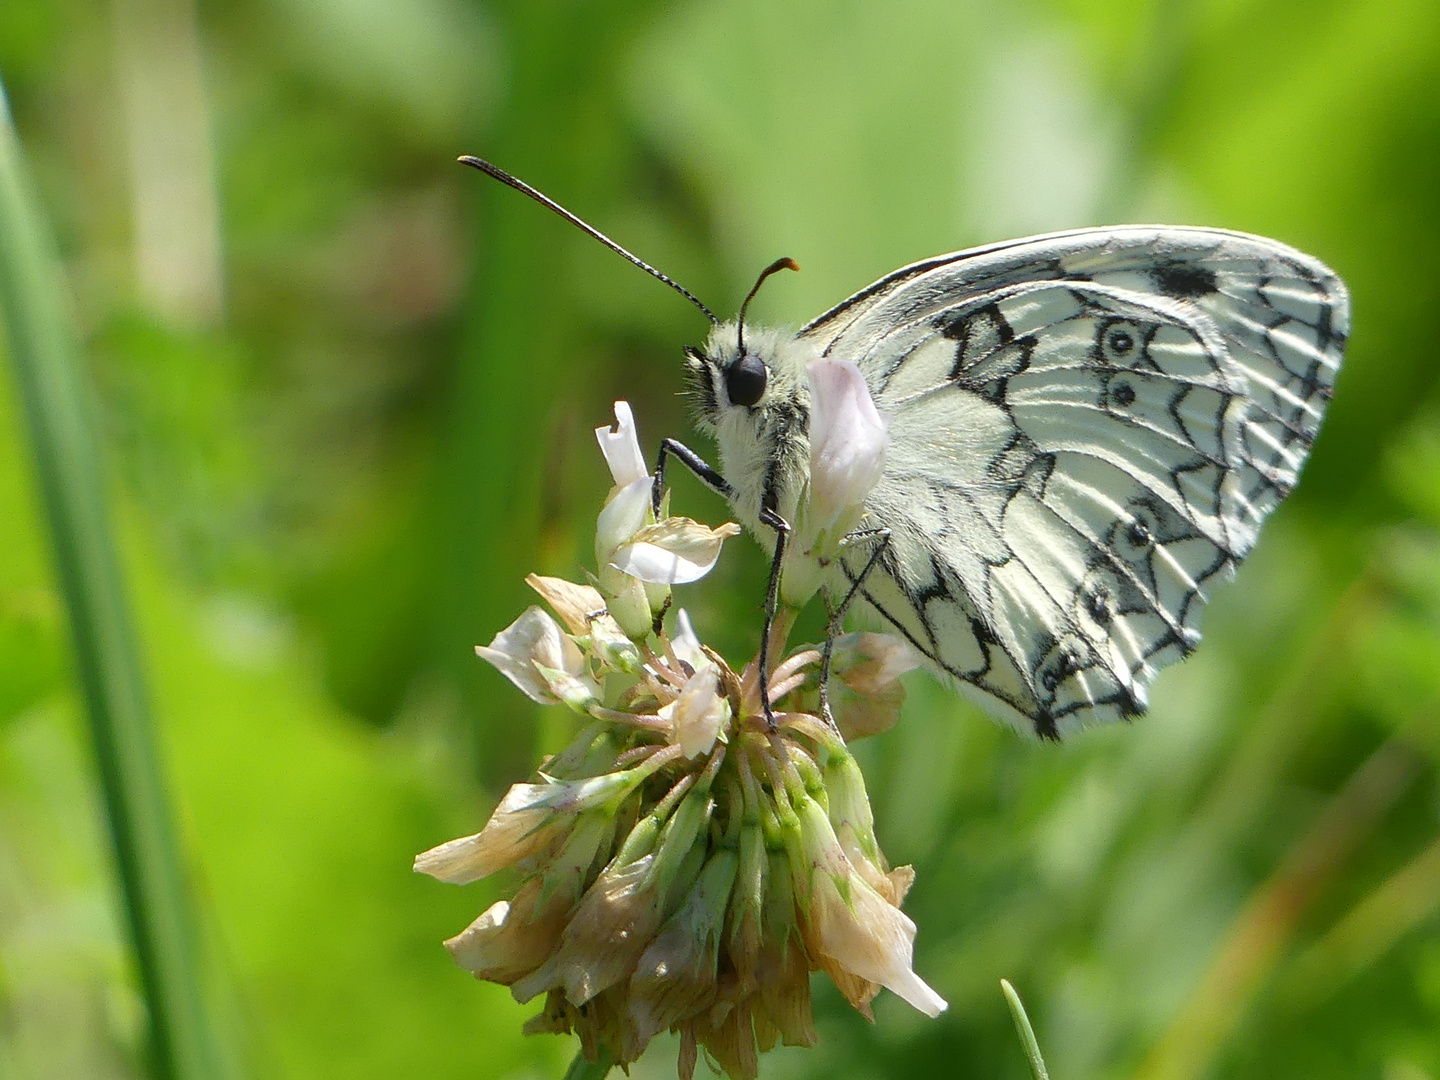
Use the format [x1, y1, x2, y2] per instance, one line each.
[420, 397, 944, 1080]
[807, 857, 946, 1017]
[658, 663, 729, 759]
[594, 405, 662, 639]
[595, 475, 654, 573]
[475, 606, 599, 710]
[593, 402, 741, 638]
[805, 357, 890, 539]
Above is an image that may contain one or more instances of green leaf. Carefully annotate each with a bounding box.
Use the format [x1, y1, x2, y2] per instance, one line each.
[1001, 979, 1051, 1080]
[0, 80, 229, 1080]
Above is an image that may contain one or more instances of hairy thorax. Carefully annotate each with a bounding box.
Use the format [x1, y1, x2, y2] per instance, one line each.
[687, 323, 821, 539]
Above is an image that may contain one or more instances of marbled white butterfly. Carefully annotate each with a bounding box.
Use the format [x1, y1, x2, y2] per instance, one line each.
[464, 157, 1349, 739]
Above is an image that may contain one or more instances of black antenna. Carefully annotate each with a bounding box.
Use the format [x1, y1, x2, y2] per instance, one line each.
[737, 257, 800, 356]
[459, 155, 720, 326]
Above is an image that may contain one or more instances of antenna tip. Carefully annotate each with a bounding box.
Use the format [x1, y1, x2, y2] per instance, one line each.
[779, 257, 800, 273]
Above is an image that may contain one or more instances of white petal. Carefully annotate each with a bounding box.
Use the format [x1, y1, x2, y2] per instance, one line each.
[612, 541, 711, 585]
[595, 475, 654, 565]
[610, 518, 740, 585]
[886, 966, 950, 1017]
[475, 606, 586, 705]
[671, 609, 707, 672]
[595, 400, 649, 487]
[807, 358, 890, 532]
[666, 664, 727, 758]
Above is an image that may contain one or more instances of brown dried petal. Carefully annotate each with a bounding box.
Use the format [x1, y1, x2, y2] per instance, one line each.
[511, 853, 665, 1006]
[834, 632, 922, 693]
[629, 850, 738, 1041]
[753, 851, 817, 1049]
[526, 573, 607, 635]
[695, 997, 760, 1080]
[678, 1023, 699, 1080]
[835, 679, 905, 740]
[443, 876, 566, 984]
[413, 806, 565, 885]
[815, 952, 881, 1021]
[522, 989, 572, 1037]
[887, 864, 916, 907]
[756, 929, 817, 1049]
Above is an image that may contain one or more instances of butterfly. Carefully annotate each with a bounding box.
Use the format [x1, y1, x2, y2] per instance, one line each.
[462, 158, 1349, 739]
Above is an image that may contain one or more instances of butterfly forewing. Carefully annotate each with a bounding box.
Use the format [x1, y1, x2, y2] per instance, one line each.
[801, 227, 1348, 737]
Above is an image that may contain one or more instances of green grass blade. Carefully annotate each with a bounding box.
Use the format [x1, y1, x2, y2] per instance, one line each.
[0, 80, 224, 1080]
[1002, 979, 1052, 1080]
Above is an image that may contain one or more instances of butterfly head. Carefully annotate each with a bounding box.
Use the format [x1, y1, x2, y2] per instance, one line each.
[685, 256, 808, 432]
[683, 323, 817, 433]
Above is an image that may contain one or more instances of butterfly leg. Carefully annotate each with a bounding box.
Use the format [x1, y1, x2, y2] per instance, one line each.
[757, 501, 791, 731]
[648, 439, 735, 634]
[818, 528, 892, 728]
[652, 437, 731, 517]
[651, 438, 790, 729]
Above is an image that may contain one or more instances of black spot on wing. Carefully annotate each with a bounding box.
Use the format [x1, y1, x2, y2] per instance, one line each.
[940, 301, 1014, 345]
[1154, 261, 1218, 299]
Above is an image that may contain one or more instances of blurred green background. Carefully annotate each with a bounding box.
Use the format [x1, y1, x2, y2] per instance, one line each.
[2, 0, 1440, 1078]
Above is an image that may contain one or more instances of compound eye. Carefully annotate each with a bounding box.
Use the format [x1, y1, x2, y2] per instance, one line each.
[725, 354, 768, 407]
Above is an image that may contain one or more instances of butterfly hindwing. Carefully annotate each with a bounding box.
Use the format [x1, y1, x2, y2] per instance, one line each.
[809, 227, 1348, 736]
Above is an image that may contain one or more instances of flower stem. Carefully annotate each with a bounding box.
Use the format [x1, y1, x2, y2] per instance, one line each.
[0, 83, 226, 1080]
[1001, 979, 1051, 1080]
[561, 1046, 613, 1080]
